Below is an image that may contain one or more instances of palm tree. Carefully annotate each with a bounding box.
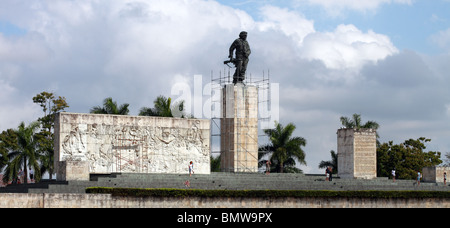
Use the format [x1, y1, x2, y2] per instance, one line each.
[318, 150, 338, 174]
[139, 95, 186, 118]
[90, 97, 130, 115]
[140, 96, 172, 117]
[340, 113, 379, 130]
[340, 113, 380, 145]
[2, 122, 41, 184]
[259, 122, 307, 173]
[139, 107, 158, 117]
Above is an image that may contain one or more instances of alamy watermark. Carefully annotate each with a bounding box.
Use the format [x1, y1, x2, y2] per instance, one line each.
[170, 74, 279, 130]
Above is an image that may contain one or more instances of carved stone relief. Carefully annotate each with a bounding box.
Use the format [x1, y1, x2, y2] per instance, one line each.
[55, 113, 211, 175]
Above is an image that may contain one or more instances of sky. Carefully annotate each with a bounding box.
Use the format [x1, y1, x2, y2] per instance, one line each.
[1, 0, 450, 174]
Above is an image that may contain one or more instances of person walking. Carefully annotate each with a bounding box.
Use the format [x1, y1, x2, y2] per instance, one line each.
[265, 160, 271, 175]
[329, 167, 333, 181]
[18, 169, 24, 184]
[29, 167, 34, 183]
[189, 161, 194, 177]
[416, 171, 421, 186]
[391, 169, 396, 182]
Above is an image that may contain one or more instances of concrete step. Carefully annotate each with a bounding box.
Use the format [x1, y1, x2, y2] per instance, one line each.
[1, 172, 449, 193]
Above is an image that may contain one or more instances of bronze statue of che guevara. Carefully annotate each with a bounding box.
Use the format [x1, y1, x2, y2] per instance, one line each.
[226, 31, 251, 84]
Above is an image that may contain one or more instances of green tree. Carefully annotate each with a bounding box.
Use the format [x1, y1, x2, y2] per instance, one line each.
[340, 113, 379, 130]
[318, 150, 338, 174]
[444, 152, 450, 166]
[0, 129, 19, 180]
[210, 155, 221, 172]
[32, 91, 69, 131]
[139, 95, 187, 118]
[340, 113, 380, 145]
[2, 122, 42, 184]
[377, 137, 442, 179]
[32, 91, 69, 180]
[90, 97, 130, 115]
[259, 122, 307, 173]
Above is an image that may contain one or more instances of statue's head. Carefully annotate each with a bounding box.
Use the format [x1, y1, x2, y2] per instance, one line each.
[239, 31, 248, 40]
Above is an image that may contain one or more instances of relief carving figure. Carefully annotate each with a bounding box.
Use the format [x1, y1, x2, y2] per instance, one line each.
[156, 127, 176, 145]
[62, 125, 86, 160]
[56, 113, 211, 175]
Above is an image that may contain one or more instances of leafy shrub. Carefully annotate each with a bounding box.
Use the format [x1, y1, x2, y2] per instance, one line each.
[86, 187, 450, 199]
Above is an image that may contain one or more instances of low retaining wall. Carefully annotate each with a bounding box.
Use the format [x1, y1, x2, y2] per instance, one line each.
[0, 193, 448, 208]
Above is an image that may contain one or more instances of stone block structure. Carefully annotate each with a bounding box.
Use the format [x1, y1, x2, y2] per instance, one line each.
[422, 166, 450, 183]
[54, 113, 210, 181]
[337, 128, 377, 179]
[220, 84, 258, 172]
[56, 160, 90, 181]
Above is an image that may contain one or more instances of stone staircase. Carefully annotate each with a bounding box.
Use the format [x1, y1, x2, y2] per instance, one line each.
[0, 172, 448, 194]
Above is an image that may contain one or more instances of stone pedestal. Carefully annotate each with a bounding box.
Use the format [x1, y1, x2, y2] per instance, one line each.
[337, 128, 377, 179]
[220, 84, 258, 172]
[56, 160, 90, 181]
[422, 166, 450, 183]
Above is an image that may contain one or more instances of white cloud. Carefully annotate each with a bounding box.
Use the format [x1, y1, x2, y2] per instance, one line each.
[299, 24, 398, 70]
[256, 5, 315, 44]
[0, 80, 41, 130]
[0, 0, 263, 131]
[0, 80, 15, 103]
[253, 7, 398, 72]
[430, 28, 450, 52]
[0, 33, 50, 62]
[0, 1, 400, 109]
[299, 0, 413, 15]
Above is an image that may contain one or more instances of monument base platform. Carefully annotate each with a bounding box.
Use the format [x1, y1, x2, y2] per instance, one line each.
[220, 83, 258, 173]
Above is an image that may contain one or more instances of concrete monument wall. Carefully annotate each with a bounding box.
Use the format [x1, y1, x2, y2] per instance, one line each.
[337, 128, 377, 179]
[54, 113, 211, 180]
[221, 84, 258, 172]
[423, 166, 450, 183]
[1, 193, 448, 208]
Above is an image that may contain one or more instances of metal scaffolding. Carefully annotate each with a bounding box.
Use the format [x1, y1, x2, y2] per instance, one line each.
[210, 68, 271, 172]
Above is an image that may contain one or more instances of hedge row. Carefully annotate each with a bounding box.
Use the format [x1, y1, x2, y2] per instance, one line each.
[85, 187, 450, 199]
